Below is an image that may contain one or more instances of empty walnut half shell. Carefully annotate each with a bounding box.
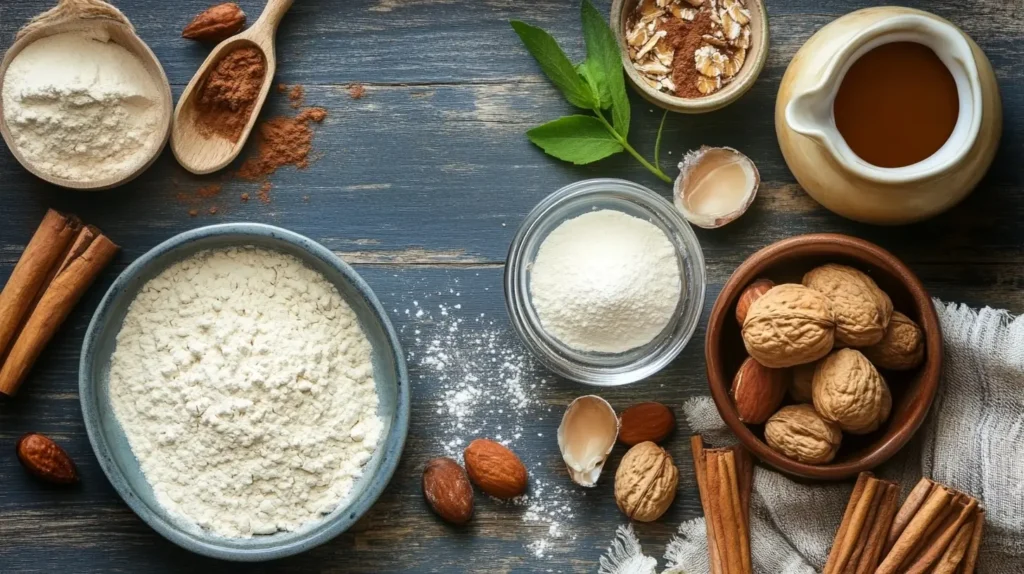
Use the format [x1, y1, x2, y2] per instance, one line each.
[557, 395, 618, 488]
[674, 146, 760, 229]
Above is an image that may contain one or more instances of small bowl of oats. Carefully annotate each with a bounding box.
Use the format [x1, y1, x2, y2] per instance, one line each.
[611, 0, 769, 113]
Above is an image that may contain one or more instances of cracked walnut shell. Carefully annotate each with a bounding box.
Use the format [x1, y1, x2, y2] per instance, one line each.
[803, 264, 893, 347]
[741, 284, 836, 368]
[812, 349, 892, 434]
[764, 404, 842, 465]
[614, 441, 678, 522]
[862, 311, 925, 371]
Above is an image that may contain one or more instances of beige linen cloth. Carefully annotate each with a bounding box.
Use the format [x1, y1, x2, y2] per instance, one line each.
[599, 301, 1024, 574]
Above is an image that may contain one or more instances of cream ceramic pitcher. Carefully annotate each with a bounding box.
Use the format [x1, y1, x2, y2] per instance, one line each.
[775, 7, 1001, 225]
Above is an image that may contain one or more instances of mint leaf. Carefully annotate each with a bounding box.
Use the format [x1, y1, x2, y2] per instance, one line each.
[526, 115, 624, 165]
[580, 0, 629, 137]
[511, 20, 596, 110]
[576, 62, 605, 109]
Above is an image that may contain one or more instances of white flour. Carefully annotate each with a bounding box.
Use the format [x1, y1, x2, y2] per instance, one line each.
[1, 30, 161, 182]
[108, 247, 382, 538]
[530, 209, 683, 353]
[400, 285, 577, 559]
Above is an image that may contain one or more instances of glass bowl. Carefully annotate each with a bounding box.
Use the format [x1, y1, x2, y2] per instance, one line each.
[505, 178, 706, 386]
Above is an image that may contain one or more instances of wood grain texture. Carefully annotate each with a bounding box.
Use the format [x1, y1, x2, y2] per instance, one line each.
[1, 0, 1023, 572]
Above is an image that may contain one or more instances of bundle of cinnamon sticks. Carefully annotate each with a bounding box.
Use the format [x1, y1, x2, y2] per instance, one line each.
[691, 435, 753, 574]
[0, 210, 118, 397]
[826, 473, 985, 574]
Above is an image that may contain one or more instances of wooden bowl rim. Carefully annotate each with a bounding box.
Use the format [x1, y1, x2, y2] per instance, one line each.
[0, 19, 172, 191]
[610, 0, 770, 114]
[705, 233, 943, 481]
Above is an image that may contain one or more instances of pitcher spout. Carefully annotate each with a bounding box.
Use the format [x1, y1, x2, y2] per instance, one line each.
[785, 86, 833, 145]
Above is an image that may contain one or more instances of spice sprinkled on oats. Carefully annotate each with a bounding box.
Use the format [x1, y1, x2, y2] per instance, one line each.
[625, 0, 751, 98]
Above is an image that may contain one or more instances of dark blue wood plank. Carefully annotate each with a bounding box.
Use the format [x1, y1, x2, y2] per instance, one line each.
[1, 0, 1023, 572]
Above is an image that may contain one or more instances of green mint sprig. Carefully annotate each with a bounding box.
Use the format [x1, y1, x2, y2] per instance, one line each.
[511, 0, 671, 183]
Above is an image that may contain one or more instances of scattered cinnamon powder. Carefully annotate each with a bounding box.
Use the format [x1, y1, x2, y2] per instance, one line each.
[238, 107, 327, 180]
[194, 47, 266, 142]
[288, 85, 305, 108]
[197, 184, 222, 198]
[240, 192, 250, 202]
[664, 12, 714, 99]
[257, 181, 272, 204]
[348, 83, 365, 99]
[188, 209, 199, 217]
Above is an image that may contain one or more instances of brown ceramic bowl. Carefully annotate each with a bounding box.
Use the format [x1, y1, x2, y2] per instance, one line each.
[705, 234, 942, 481]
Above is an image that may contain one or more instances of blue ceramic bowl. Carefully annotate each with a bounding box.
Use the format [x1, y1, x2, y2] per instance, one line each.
[79, 223, 409, 561]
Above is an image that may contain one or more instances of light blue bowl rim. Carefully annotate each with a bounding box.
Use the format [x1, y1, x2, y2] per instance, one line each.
[79, 223, 410, 562]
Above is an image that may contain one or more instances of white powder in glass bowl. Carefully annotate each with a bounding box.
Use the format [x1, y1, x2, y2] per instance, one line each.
[529, 209, 682, 354]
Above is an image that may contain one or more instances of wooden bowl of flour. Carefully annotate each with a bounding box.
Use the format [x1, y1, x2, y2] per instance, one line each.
[0, 0, 172, 190]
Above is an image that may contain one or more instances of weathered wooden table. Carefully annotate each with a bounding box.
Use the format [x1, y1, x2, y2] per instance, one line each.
[1, 0, 1020, 572]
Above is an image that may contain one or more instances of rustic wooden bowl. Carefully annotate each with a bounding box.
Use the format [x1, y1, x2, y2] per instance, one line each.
[0, 0, 172, 190]
[610, 0, 769, 114]
[705, 234, 942, 481]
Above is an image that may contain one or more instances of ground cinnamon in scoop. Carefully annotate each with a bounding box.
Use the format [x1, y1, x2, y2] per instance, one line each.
[194, 46, 266, 142]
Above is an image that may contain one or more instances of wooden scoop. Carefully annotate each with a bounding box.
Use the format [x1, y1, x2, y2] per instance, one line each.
[0, 0, 173, 190]
[171, 0, 294, 175]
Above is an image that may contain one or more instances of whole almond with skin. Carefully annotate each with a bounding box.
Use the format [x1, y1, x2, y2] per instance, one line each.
[463, 439, 527, 499]
[735, 278, 775, 325]
[16, 433, 78, 485]
[422, 457, 474, 525]
[618, 402, 675, 445]
[182, 3, 246, 43]
[731, 356, 788, 424]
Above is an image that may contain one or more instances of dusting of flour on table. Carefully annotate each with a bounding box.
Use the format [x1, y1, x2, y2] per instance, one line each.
[1, 30, 162, 182]
[108, 247, 381, 538]
[401, 287, 578, 559]
[530, 209, 682, 354]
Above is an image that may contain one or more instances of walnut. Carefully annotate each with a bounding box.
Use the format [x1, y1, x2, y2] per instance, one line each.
[764, 404, 842, 465]
[803, 264, 893, 347]
[741, 284, 836, 368]
[812, 349, 892, 434]
[862, 311, 925, 371]
[614, 441, 678, 522]
[790, 362, 816, 403]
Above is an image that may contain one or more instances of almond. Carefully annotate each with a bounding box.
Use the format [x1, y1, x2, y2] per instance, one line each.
[618, 402, 675, 445]
[422, 457, 474, 525]
[182, 3, 246, 43]
[463, 439, 527, 499]
[16, 433, 78, 485]
[731, 356, 787, 424]
[736, 278, 775, 325]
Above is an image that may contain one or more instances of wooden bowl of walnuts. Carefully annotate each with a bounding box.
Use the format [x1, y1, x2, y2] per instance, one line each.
[705, 234, 942, 480]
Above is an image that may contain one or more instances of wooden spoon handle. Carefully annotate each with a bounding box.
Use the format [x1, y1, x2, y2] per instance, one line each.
[251, 0, 295, 34]
[17, 0, 132, 39]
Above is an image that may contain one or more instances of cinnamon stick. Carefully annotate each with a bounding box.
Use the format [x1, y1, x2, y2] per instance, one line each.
[852, 482, 899, 574]
[904, 496, 978, 574]
[932, 519, 975, 574]
[0, 210, 81, 361]
[842, 480, 886, 573]
[825, 472, 878, 573]
[876, 484, 955, 574]
[959, 508, 985, 574]
[887, 476, 935, 552]
[721, 450, 751, 574]
[705, 450, 735, 573]
[0, 228, 118, 396]
[691, 436, 724, 574]
[824, 473, 871, 573]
